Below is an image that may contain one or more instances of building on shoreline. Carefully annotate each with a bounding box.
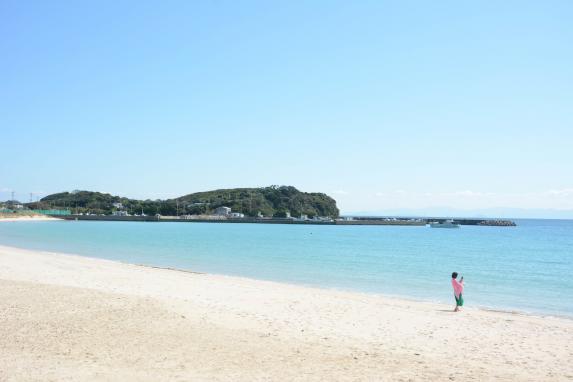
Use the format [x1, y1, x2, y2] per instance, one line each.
[214, 206, 231, 217]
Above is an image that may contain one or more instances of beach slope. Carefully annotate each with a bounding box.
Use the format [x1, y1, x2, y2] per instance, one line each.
[0, 245, 571, 381]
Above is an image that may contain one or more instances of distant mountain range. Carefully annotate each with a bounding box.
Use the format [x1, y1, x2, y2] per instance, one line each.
[27, 186, 340, 218]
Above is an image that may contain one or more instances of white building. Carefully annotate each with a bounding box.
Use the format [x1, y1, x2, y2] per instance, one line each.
[5, 201, 23, 209]
[214, 206, 231, 216]
[112, 202, 124, 209]
[112, 210, 129, 216]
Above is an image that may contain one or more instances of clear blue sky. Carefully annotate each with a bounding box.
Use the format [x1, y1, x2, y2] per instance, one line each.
[1, 1, 572, 215]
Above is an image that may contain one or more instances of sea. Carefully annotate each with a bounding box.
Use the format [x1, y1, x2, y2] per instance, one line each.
[0, 219, 571, 317]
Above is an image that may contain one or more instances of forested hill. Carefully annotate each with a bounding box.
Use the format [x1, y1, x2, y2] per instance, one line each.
[176, 186, 339, 217]
[29, 186, 339, 218]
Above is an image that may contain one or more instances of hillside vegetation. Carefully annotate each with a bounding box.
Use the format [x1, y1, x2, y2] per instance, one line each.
[29, 186, 339, 218]
[177, 186, 338, 218]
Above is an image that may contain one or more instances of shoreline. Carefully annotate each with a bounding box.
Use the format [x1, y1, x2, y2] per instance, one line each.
[133, 262, 571, 320]
[1, 244, 572, 380]
[0, 241, 569, 320]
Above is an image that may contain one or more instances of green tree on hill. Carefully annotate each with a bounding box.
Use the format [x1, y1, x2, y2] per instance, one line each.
[31, 186, 339, 218]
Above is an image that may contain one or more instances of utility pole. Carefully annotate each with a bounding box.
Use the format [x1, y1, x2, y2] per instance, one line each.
[11, 191, 15, 202]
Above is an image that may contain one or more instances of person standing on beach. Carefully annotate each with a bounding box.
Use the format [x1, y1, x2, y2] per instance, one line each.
[451, 272, 464, 312]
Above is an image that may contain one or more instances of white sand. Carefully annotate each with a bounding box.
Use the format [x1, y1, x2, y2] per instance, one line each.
[0, 244, 572, 381]
[0, 215, 61, 222]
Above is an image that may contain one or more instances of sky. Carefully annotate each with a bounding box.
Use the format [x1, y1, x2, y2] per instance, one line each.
[1, 1, 572, 217]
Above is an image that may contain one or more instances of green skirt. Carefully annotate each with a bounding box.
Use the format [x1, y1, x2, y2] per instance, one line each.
[455, 293, 464, 306]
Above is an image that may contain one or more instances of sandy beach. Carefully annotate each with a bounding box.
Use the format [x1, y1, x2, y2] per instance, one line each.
[0, 215, 61, 222]
[0, 244, 572, 381]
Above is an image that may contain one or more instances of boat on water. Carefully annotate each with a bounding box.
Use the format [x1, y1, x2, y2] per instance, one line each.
[429, 219, 460, 228]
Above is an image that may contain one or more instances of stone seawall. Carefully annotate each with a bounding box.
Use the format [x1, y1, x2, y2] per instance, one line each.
[50, 215, 515, 226]
[55, 215, 159, 222]
[53, 215, 426, 225]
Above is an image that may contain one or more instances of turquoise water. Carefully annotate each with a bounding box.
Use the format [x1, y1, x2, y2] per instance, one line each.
[0, 219, 571, 316]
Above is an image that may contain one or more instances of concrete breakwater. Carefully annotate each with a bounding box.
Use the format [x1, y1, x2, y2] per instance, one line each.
[477, 220, 517, 226]
[350, 216, 516, 226]
[50, 215, 516, 226]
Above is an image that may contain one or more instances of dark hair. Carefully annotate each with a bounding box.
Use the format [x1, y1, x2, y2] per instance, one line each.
[451, 272, 458, 279]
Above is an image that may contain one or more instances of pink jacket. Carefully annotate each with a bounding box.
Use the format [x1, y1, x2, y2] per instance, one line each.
[452, 278, 464, 298]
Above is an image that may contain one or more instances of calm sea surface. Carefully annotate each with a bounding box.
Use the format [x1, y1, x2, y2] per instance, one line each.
[0, 219, 571, 316]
